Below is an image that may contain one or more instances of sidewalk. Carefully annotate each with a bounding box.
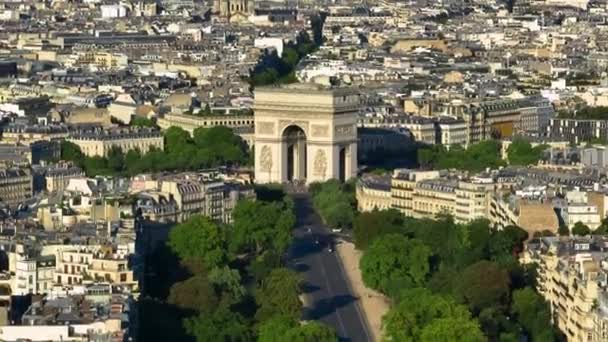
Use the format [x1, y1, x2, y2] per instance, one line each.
[336, 239, 390, 342]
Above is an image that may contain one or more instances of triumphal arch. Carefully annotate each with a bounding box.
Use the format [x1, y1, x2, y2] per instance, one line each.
[254, 84, 359, 184]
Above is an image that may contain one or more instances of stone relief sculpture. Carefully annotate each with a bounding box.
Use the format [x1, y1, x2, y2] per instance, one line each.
[256, 122, 275, 135]
[313, 149, 327, 177]
[311, 124, 329, 137]
[335, 124, 354, 136]
[259, 145, 273, 172]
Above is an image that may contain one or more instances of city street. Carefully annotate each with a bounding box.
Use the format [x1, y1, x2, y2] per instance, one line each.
[288, 193, 371, 342]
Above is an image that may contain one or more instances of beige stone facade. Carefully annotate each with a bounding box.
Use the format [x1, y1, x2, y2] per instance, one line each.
[0, 167, 32, 208]
[68, 128, 164, 157]
[356, 175, 392, 211]
[254, 84, 358, 184]
[54, 247, 137, 292]
[157, 113, 254, 135]
[357, 169, 496, 223]
[522, 237, 608, 342]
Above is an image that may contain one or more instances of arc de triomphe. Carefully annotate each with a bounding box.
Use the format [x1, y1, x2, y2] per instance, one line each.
[254, 84, 359, 184]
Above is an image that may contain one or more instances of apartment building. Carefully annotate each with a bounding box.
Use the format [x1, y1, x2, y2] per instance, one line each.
[522, 237, 608, 342]
[0, 289, 131, 341]
[68, 127, 164, 157]
[491, 195, 560, 235]
[13, 256, 55, 295]
[437, 116, 468, 149]
[0, 167, 32, 208]
[548, 118, 608, 143]
[1, 123, 69, 144]
[390, 169, 441, 217]
[157, 113, 254, 135]
[54, 247, 137, 292]
[356, 174, 392, 211]
[158, 176, 254, 223]
[45, 163, 85, 193]
[358, 169, 496, 223]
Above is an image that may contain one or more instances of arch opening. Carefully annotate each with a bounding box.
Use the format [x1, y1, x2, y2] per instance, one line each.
[283, 125, 307, 182]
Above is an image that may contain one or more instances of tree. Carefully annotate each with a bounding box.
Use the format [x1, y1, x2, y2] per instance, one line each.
[511, 287, 555, 341]
[208, 266, 246, 306]
[184, 307, 251, 342]
[454, 261, 511, 313]
[488, 225, 529, 260]
[454, 219, 492, 268]
[106, 146, 125, 172]
[417, 140, 505, 172]
[167, 215, 229, 269]
[311, 180, 355, 229]
[323, 201, 354, 229]
[353, 209, 404, 250]
[572, 221, 591, 236]
[60, 141, 84, 166]
[360, 234, 431, 294]
[258, 316, 337, 342]
[419, 317, 485, 342]
[124, 149, 143, 174]
[83, 156, 110, 176]
[406, 215, 467, 269]
[168, 275, 218, 313]
[231, 199, 294, 255]
[383, 287, 479, 342]
[285, 321, 337, 342]
[255, 268, 302, 321]
[507, 138, 546, 166]
[131, 116, 156, 127]
[258, 315, 297, 342]
[164, 126, 192, 154]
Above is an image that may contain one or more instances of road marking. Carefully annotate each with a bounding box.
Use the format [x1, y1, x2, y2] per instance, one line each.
[317, 252, 347, 337]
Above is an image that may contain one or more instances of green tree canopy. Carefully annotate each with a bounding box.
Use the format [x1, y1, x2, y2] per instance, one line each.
[353, 209, 405, 250]
[257, 315, 297, 342]
[255, 268, 302, 322]
[231, 199, 294, 255]
[60, 141, 84, 166]
[360, 234, 431, 293]
[131, 116, 156, 127]
[184, 307, 251, 342]
[507, 138, 546, 166]
[419, 317, 485, 342]
[417, 140, 505, 172]
[383, 287, 482, 342]
[258, 316, 337, 342]
[454, 260, 511, 313]
[572, 221, 591, 236]
[208, 266, 246, 307]
[168, 275, 218, 313]
[310, 180, 355, 229]
[511, 287, 555, 341]
[285, 321, 337, 342]
[167, 215, 230, 269]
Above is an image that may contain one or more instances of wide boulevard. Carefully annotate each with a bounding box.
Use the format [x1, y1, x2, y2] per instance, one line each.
[288, 193, 371, 342]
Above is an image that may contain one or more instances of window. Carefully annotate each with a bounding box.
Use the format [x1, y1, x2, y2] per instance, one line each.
[28, 275, 33, 285]
[120, 274, 127, 282]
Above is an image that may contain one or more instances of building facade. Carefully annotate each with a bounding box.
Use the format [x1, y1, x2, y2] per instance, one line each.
[68, 127, 164, 157]
[254, 84, 358, 184]
[0, 167, 32, 208]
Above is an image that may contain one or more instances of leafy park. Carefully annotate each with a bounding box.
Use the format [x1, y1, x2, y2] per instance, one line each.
[139, 190, 338, 342]
[417, 138, 547, 171]
[60, 126, 250, 177]
[353, 210, 560, 341]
